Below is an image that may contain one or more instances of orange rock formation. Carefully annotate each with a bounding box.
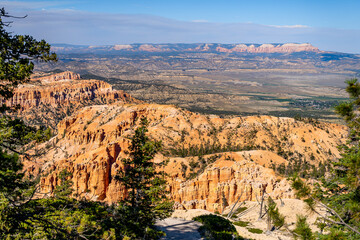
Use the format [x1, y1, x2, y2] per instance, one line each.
[2, 71, 137, 129]
[29, 102, 346, 211]
[10, 71, 345, 212]
[137, 43, 319, 53]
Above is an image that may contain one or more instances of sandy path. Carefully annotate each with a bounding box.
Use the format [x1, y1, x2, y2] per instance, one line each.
[155, 218, 204, 240]
[165, 199, 321, 240]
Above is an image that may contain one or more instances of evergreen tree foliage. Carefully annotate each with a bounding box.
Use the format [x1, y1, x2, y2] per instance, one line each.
[293, 215, 314, 240]
[0, 9, 116, 239]
[291, 78, 360, 239]
[115, 117, 173, 239]
[0, 8, 56, 99]
[267, 197, 285, 229]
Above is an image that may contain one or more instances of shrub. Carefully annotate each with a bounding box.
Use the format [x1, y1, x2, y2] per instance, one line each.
[293, 215, 314, 240]
[233, 220, 249, 227]
[247, 228, 263, 234]
[193, 214, 244, 240]
[234, 207, 248, 215]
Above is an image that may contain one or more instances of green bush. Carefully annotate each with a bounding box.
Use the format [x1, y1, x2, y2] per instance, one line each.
[193, 214, 244, 240]
[247, 228, 263, 234]
[234, 206, 248, 216]
[233, 220, 249, 227]
[194, 214, 235, 233]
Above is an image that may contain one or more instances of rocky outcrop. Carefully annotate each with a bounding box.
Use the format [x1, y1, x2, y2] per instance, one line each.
[33, 71, 81, 82]
[52, 43, 320, 54]
[29, 102, 346, 211]
[217, 43, 319, 53]
[143, 42, 319, 53]
[167, 152, 292, 212]
[2, 72, 137, 129]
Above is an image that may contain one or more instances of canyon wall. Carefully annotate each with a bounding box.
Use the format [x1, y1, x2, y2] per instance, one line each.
[31, 102, 346, 211]
[2, 71, 137, 129]
[9, 71, 345, 212]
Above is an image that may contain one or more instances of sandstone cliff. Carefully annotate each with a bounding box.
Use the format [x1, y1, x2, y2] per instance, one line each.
[122, 43, 320, 53]
[29, 102, 346, 211]
[165, 152, 292, 211]
[2, 71, 137, 129]
[52, 43, 320, 54]
[216, 43, 319, 53]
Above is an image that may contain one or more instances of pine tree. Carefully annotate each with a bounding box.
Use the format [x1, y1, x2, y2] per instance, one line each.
[0, 9, 115, 239]
[0, 7, 57, 237]
[293, 215, 314, 240]
[115, 117, 173, 239]
[267, 197, 285, 230]
[291, 78, 360, 239]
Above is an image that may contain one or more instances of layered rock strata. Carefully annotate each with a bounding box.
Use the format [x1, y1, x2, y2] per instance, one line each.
[53, 43, 320, 54]
[30, 103, 346, 211]
[1, 71, 137, 129]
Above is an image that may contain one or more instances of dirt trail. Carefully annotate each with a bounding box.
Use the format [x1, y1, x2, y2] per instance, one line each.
[155, 218, 203, 240]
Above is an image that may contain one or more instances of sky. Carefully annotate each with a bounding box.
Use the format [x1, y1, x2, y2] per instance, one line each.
[2, 0, 360, 53]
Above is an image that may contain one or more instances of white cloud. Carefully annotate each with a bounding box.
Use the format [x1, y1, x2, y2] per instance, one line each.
[191, 20, 209, 23]
[3, 8, 360, 53]
[270, 24, 310, 29]
[2, 1, 74, 11]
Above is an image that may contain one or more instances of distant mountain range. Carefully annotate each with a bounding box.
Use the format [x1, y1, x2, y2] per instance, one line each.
[51, 43, 320, 54]
[38, 42, 360, 120]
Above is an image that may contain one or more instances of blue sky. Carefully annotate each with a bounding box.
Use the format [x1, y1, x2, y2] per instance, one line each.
[2, 0, 360, 53]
